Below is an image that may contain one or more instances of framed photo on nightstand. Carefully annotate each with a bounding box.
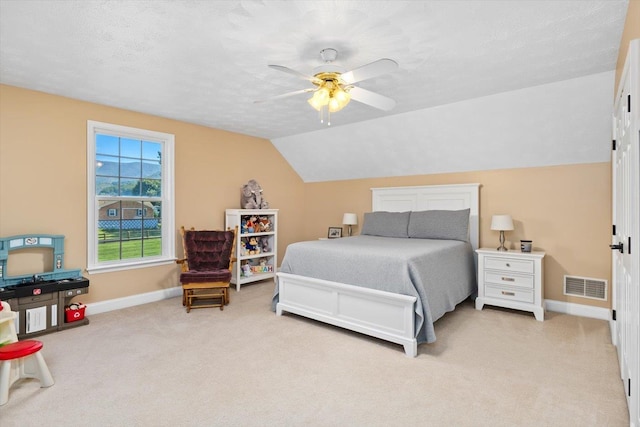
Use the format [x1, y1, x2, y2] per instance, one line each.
[328, 227, 342, 239]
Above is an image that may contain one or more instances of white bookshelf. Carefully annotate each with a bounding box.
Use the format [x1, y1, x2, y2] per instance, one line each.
[225, 209, 278, 291]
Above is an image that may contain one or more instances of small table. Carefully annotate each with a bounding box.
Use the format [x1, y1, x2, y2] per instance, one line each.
[475, 248, 545, 321]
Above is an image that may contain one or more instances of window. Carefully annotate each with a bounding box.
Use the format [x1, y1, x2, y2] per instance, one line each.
[87, 121, 175, 273]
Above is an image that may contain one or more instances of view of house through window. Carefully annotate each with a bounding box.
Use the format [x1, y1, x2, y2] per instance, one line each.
[87, 121, 174, 272]
[95, 134, 163, 261]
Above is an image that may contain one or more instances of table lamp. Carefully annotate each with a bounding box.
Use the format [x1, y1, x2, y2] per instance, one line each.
[342, 213, 358, 237]
[490, 214, 514, 251]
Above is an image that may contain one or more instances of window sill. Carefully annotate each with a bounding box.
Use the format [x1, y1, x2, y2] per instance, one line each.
[86, 257, 176, 275]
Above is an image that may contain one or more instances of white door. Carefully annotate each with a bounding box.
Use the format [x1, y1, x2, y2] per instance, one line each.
[612, 39, 639, 427]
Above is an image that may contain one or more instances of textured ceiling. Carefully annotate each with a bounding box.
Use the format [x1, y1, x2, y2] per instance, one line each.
[0, 0, 629, 141]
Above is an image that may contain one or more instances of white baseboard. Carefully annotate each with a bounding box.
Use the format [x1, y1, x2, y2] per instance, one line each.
[84, 292, 611, 321]
[545, 299, 611, 321]
[85, 286, 182, 316]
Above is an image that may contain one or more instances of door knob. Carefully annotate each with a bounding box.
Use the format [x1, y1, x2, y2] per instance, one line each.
[610, 243, 624, 253]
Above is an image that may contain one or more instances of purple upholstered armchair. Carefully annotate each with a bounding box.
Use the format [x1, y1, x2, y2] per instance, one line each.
[176, 226, 237, 312]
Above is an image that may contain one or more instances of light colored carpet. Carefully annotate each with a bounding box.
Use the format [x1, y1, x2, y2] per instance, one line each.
[0, 281, 629, 426]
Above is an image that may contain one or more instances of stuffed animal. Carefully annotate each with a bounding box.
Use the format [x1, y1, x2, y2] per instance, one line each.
[241, 184, 257, 209]
[245, 237, 260, 255]
[240, 240, 247, 256]
[240, 179, 269, 209]
[258, 216, 271, 232]
[246, 217, 256, 233]
[241, 262, 252, 277]
[260, 238, 271, 254]
[249, 216, 258, 232]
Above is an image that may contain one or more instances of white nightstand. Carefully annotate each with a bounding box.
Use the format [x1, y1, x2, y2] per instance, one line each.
[475, 248, 546, 321]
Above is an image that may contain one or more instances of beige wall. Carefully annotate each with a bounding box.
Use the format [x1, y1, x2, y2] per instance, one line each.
[615, 0, 640, 94]
[301, 163, 612, 307]
[0, 84, 615, 309]
[0, 84, 305, 304]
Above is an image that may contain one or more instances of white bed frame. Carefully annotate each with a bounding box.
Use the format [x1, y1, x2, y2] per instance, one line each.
[276, 183, 480, 357]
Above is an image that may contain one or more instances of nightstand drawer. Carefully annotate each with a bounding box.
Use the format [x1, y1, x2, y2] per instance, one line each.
[484, 271, 534, 289]
[485, 284, 534, 303]
[485, 257, 534, 274]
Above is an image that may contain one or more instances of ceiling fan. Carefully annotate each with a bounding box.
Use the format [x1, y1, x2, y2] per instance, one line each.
[258, 48, 398, 125]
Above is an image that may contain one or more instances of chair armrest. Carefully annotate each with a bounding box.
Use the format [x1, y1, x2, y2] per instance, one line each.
[176, 258, 189, 272]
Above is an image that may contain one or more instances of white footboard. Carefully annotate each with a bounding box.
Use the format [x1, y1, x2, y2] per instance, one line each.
[275, 272, 418, 357]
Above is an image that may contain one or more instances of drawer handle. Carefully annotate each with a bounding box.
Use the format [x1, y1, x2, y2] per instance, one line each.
[501, 291, 515, 296]
[501, 277, 515, 282]
[505, 263, 510, 267]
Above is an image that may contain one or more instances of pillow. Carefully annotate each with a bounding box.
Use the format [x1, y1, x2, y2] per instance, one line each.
[408, 209, 470, 241]
[360, 211, 410, 238]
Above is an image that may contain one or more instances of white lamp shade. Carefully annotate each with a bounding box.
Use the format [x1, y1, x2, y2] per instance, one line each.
[490, 214, 514, 231]
[342, 213, 358, 225]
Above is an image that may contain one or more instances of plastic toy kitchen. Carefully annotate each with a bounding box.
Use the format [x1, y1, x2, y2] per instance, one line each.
[0, 234, 89, 338]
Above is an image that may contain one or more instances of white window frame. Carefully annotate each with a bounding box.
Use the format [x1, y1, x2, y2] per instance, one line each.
[87, 120, 175, 274]
[107, 208, 118, 217]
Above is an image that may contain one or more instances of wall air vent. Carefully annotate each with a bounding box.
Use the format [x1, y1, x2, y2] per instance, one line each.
[564, 275, 607, 300]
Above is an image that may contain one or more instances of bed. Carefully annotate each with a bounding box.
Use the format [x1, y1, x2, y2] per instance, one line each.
[272, 183, 480, 357]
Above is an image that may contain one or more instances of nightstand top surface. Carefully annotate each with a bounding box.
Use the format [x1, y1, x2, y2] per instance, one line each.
[476, 247, 545, 258]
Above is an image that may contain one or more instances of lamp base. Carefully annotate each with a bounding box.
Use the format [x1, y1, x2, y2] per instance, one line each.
[496, 230, 509, 251]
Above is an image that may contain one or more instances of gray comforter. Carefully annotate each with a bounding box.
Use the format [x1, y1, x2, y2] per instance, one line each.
[272, 235, 477, 343]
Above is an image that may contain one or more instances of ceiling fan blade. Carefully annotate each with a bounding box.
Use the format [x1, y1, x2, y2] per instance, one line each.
[254, 88, 316, 104]
[268, 65, 322, 84]
[348, 86, 396, 111]
[340, 58, 398, 85]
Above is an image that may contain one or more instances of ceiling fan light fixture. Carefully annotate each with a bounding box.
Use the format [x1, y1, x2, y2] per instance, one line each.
[335, 87, 350, 106]
[308, 86, 330, 111]
[266, 49, 397, 124]
[316, 86, 330, 104]
[328, 89, 350, 112]
[307, 96, 322, 111]
[328, 97, 340, 113]
[308, 79, 351, 114]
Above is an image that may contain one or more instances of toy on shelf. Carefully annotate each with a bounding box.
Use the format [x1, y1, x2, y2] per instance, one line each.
[245, 237, 260, 255]
[258, 216, 272, 232]
[241, 262, 252, 277]
[260, 237, 271, 254]
[245, 217, 254, 233]
[241, 179, 269, 209]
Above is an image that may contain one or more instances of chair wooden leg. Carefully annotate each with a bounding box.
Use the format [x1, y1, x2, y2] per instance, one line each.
[181, 285, 229, 311]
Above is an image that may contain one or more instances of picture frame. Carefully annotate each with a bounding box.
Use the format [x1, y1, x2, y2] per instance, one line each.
[327, 227, 342, 239]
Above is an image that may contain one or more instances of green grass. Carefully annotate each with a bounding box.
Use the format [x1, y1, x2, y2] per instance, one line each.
[98, 236, 162, 261]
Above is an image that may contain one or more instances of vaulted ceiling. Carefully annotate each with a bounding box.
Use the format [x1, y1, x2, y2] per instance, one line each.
[0, 1, 629, 182]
